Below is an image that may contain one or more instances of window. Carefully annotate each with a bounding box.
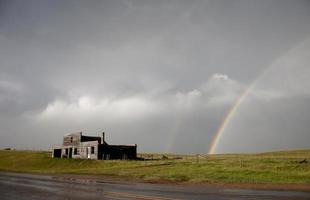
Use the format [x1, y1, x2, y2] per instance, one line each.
[74, 148, 78, 155]
[70, 137, 73, 143]
[91, 146, 95, 154]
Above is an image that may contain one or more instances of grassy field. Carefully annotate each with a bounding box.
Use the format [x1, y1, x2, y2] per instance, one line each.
[0, 149, 309, 184]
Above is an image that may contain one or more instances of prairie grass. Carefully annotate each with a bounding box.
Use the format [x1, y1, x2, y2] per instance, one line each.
[0, 149, 309, 184]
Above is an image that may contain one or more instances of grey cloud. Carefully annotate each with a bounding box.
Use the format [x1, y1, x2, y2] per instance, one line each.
[21, 73, 239, 153]
[0, 0, 310, 153]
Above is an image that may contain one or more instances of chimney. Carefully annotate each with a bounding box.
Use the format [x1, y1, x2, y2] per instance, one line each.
[101, 132, 105, 144]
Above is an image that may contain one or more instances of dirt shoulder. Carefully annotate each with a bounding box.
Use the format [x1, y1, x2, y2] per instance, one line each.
[36, 172, 310, 192]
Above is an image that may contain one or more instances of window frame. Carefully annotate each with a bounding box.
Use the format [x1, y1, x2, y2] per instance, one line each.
[73, 148, 78, 155]
[91, 146, 95, 154]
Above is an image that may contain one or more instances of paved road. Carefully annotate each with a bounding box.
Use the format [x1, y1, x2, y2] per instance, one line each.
[0, 172, 309, 200]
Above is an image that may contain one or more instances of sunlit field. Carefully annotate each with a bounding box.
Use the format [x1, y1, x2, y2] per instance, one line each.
[0, 149, 309, 184]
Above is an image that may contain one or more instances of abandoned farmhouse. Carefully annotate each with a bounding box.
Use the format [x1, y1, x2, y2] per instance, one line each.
[52, 132, 137, 160]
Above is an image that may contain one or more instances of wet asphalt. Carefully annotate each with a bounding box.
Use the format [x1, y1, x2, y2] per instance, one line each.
[0, 172, 309, 200]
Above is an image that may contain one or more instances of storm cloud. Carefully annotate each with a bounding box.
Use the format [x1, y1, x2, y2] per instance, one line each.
[0, 0, 310, 153]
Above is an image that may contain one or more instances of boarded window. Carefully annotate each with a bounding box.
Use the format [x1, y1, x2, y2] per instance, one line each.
[91, 146, 95, 154]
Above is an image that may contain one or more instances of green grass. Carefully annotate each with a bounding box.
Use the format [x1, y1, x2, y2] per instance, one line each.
[0, 149, 310, 184]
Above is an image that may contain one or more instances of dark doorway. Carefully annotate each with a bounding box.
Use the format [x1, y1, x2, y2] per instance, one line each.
[69, 148, 72, 158]
[53, 149, 61, 158]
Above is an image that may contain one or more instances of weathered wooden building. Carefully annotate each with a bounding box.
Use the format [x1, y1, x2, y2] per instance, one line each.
[52, 132, 137, 160]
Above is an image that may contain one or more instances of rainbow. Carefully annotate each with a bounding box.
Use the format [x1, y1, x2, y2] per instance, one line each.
[207, 37, 310, 154]
[207, 87, 252, 154]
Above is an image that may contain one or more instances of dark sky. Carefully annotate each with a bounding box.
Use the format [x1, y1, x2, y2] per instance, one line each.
[0, 0, 310, 153]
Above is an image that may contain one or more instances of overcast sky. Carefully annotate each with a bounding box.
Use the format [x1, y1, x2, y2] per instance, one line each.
[1, 0, 310, 153]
